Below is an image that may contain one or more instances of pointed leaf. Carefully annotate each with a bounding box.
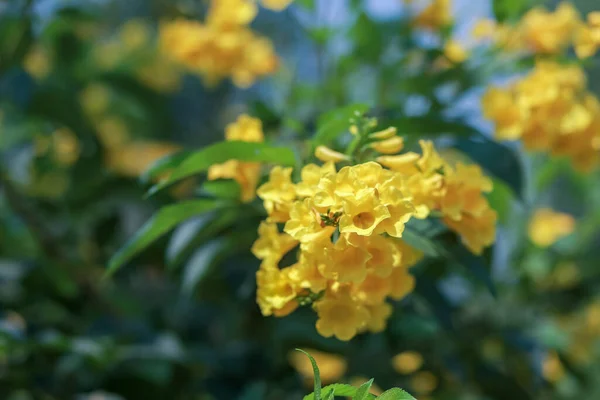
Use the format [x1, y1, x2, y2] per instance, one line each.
[353, 378, 374, 400]
[402, 228, 441, 258]
[182, 238, 229, 295]
[141, 150, 191, 183]
[304, 384, 372, 400]
[106, 199, 221, 277]
[377, 388, 417, 400]
[147, 141, 296, 196]
[296, 349, 322, 400]
[312, 104, 369, 148]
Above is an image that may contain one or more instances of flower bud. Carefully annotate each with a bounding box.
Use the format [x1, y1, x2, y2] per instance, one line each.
[315, 145, 350, 163]
[369, 126, 397, 140]
[370, 137, 404, 154]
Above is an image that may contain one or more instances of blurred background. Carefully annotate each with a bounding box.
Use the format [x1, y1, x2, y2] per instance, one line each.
[1, 0, 600, 399]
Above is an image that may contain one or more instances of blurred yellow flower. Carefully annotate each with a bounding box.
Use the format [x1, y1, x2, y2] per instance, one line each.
[392, 351, 424, 375]
[106, 141, 181, 178]
[528, 208, 575, 247]
[52, 128, 81, 166]
[95, 117, 130, 149]
[208, 114, 265, 202]
[119, 19, 151, 51]
[159, 0, 279, 88]
[288, 349, 347, 386]
[542, 351, 565, 383]
[414, 0, 452, 31]
[23, 46, 51, 80]
[520, 2, 580, 54]
[443, 39, 469, 63]
[315, 289, 370, 341]
[410, 371, 438, 395]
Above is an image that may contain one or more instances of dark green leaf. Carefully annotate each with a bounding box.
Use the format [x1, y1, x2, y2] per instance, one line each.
[297, 349, 322, 400]
[487, 178, 513, 224]
[402, 228, 441, 258]
[296, 0, 316, 10]
[377, 388, 416, 400]
[147, 141, 296, 196]
[200, 180, 241, 200]
[312, 104, 369, 148]
[182, 238, 230, 295]
[350, 13, 384, 63]
[452, 134, 524, 199]
[106, 199, 222, 276]
[353, 379, 374, 400]
[141, 150, 192, 184]
[387, 116, 479, 137]
[449, 241, 497, 298]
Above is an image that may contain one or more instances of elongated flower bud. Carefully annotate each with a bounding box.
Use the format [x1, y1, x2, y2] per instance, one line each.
[315, 145, 350, 163]
[376, 153, 420, 170]
[370, 137, 404, 154]
[369, 126, 397, 140]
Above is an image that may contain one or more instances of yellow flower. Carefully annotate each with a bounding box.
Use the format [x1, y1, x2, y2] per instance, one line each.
[414, 0, 452, 30]
[389, 267, 416, 300]
[285, 198, 335, 243]
[353, 273, 392, 306]
[542, 351, 566, 383]
[370, 137, 404, 154]
[481, 88, 526, 140]
[296, 162, 336, 197]
[119, 19, 151, 51]
[159, 2, 279, 88]
[443, 39, 469, 63]
[260, 0, 294, 11]
[444, 209, 497, 255]
[314, 290, 370, 341]
[225, 114, 264, 142]
[339, 190, 391, 236]
[290, 250, 329, 293]
[51, 128, 80, 166]
[208, 114, 265, 202]
[23, 45, 51, 80]
[106, 141, 181, 178]
[363, 302, 393, 333]
[315, 145, 350, 163]
[288, 349, 347, 386]
[392, 351, 424, 375]
[257, 166, 297, 221]
[348, 234, 398, 278]
[520, 2, 580, 54]
[370, 126, 397, 140]
[410, 371, 438, 395]
[321, 234, 371, 284]
[528, 208, 575, 247]
[472, 19, 496, 40]
[251, 221, 298, 262]
[376, 153, 421, 175]
[256, 261, 298, 316]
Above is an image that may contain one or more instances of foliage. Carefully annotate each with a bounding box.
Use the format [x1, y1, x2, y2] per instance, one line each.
[1, 0, 600, 399]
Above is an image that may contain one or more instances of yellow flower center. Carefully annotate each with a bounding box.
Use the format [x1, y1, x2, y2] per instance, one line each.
[353, 212, 376, 230]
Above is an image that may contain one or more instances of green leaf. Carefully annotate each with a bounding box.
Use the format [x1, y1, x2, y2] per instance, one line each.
[140, 150, 191, 184]
[402, 228, 441, 258]
[106, 199, 221, 277]
[354, 379, 375, 400]
[312, 104, 369, 148]
[350, 13, 384, 63]
[296, 0, 316, 10]
[493, 0, 529, 22]
[305, 384, 375, 400]
[181, 238, 229, 295]
[388, 116, 479, 137]
[449, 242, 497, 298]
[486, 178, 513, 224]
[297, 349, 322, 400]
[147, 141, 296, 196]
[165, 209, 238, 270]
[377, 388, 417, 400]
[452, 135, 524, 199]
[199, 180, 241, 200]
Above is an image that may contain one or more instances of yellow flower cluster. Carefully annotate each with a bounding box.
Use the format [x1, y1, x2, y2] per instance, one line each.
[482, 61, 600, 171]
[473, 3, 599, 58]
[252, 135, 496, 340]
[207, 114, 265, 202]
[159, 0, 288, 88]
[413, 0, 453, 31]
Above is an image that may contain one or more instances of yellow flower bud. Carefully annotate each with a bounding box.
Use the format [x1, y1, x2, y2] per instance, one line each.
[349, 125, 359, 135]
[370, 137, 404, 154]
[370, 126, 397, 140]
[314, 145, 349, 163]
